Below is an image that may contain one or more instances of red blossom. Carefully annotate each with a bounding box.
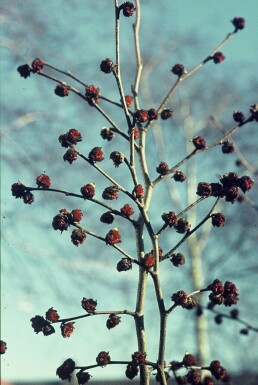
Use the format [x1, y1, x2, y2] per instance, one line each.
[45, 307, 60, 323]
[213, 52, 225, 64]
[105, 228, 121, 245]
[88, 147, 104, 163]
[56, 358, 75, 381]
[31, 58, 44, 73]
[36, 174, 51, 188]
[81, 298, 97, 313]
[96, 351, 111, 366]
[81, 183, 96, 199]
[71, 228, 86, 246]
[133, 184, 144, 199]
[61, 322, 75, 338]
[0, 340, 7, 354]
[120, 204, 134, 217]
[54, 84, 69, 97]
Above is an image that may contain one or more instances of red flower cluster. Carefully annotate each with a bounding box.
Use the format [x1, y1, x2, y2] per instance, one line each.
[100, 58, 115, 73]
[132, 351, 147, 365]
[143, 252, 155, 268]
[105, 228, 121, 245]
[156, 161, 170, 175]
[96, 351, 110, 367]
[76, 371, 91, 384]
[81, 183, 95, 199]
[30, 314, 55, 336]
[88, 147, 104, 163]
[0, 340, 7, 354]
[59, 128, 82, 147]
[11, 181, 35, 205]
[56, 358, 75, 381]
[192, 135, 206, 150]
[102, 186, 119, 200]
[120, 204, 134, 217]
[17, 57, 44, 78]
[133, 184, 144, 199]
[171, 64, 185, 77]
[45, 307, 60, 323]
[81, 298, 97, 313]
[196, 172, 254, 204]
[120, 2, 136, 17]
[207, 279, 239, 307]
[63, 148, 78, 164]
[36, 174, 51, 188]
[209, 360, 230, 381]
[170, 253, 185, 267]
[101, 127, 115, 141]
[52, 208, 83, 232]
[54, 84, 69, 97]
[61, 322, 75, 338]
[171, 291, 196, 309]
[116, 258, 132, 272]
[110, 151, 124, 167]
[106, 314, 121, 329]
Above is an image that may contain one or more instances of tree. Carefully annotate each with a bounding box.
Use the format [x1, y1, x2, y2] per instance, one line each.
[1, 1, 258, 385]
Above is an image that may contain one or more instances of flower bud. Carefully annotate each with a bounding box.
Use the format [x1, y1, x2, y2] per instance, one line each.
[23, 192, 34, 204]
[100, 212, 115, 224]
[233, 110, 245, 123]
[147, 108, 158, 121]
[120, 204, 134, 217]
[160, 108, 173, 120]
[31, 58, 44, 73]
[182, 353, 196, 367]
[63, 149, 78, 164]
[36, 174, 51, 188]
[211, 213, 226, 227]
[132, 351, 147, 365]
[213, 52, 225, 64]
[70, 209, 83, 223]
[81, 183, 95, 199]
[81, 298, 97, 313]
[171, 64, 185, 77]
[66, 128, 82, 144]
[17, 64, 31, 78]
[110, 151, 125, 167]
[54, 84, 69, 97]
[132, 184, 144, 199]
[156, 161, 170, 175]
[231, 17, 245, 31]
[143, 252, 155, 268]
[56, 358, 75, 381]
[88, 147, 104, 163]
[85, 85, 100, 99]
[174, 218, 190, 233]
[45, 307, 60, 323]
[0, 340, 7, 355]
[11, 181, 26, 198]
[173, 170, 186, 182]
[100, 58, 115, 73]
[76, 371, 91, 385]
[236, 175, 254, 193]
[61, 322, 75, 338]
[96, 351, 111, 366]
[196, 182, 212, 197]
[106, 314, 121, 329]
[134, 109, 148, 123]
[102, 186, 119, 200]
[71, 228, 86, 246]
[124, 95, 133, 107]
[192, 135, 206, 149]
[101, 127, 114, 141]
[222, 141, 234, 154]
[116, 258, 132, 272]
[125, 364, 139, 379]
[105, 228, 121, 245]
[162, 211, 177, 227]
[170, 253, 185, 267]
[120, 2, 136, 17]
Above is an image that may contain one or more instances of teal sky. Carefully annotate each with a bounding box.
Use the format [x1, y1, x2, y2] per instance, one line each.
[1, 0, 258, 383]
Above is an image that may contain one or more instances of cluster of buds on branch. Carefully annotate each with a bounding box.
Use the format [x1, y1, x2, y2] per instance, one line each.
[9, 2, 258, 385]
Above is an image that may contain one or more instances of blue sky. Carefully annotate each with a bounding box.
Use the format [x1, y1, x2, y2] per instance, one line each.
[1, 0, 258, 382]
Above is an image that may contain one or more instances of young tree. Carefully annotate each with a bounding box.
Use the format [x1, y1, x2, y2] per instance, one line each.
[3, 1, 258, 385]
